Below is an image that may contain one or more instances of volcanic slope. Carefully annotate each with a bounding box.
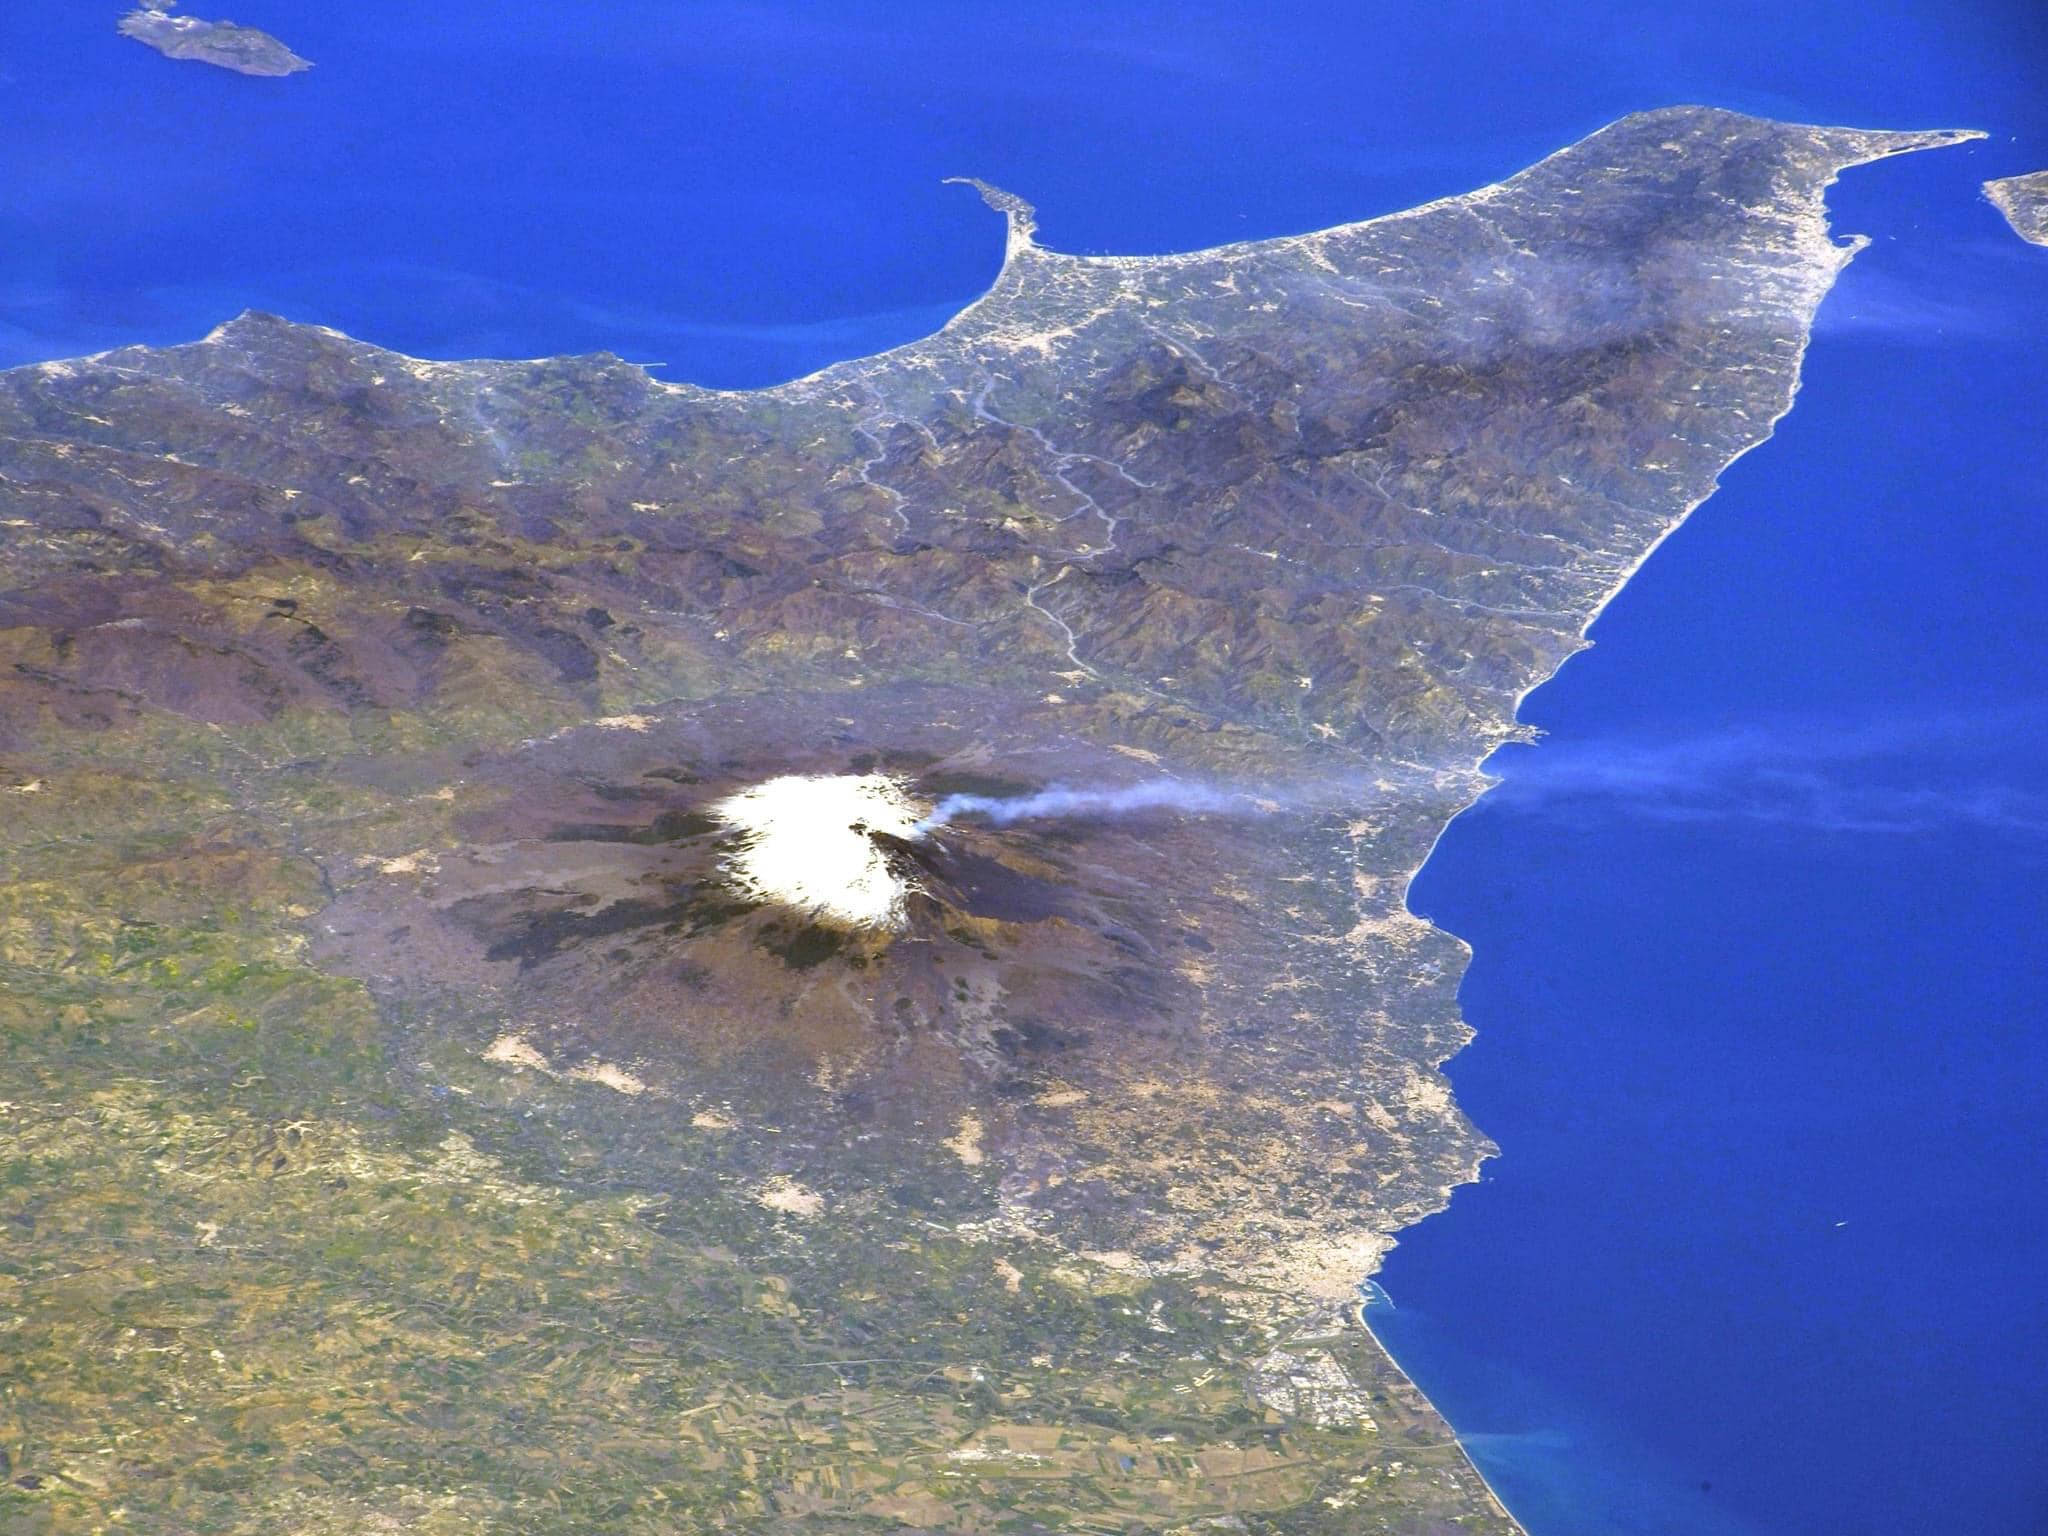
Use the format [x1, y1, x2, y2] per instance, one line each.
[0, 108, 1975, 1534]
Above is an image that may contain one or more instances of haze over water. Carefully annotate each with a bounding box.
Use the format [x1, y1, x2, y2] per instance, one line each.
[7, 3, 2045, 1532]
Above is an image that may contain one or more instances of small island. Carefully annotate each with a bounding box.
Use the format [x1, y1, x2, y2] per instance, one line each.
[1985, 171, 2048, 248]
[118, 4, 310, 77]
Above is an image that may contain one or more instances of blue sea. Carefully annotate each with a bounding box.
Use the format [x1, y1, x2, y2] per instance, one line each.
[5, 4, 2044, 1532]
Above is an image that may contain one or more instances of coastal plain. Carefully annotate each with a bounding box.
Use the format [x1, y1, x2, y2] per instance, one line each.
[0, 108, 1976, 1533]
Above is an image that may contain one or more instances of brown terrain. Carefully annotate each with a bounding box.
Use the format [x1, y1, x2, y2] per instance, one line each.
[0, 108, 1977, 1533]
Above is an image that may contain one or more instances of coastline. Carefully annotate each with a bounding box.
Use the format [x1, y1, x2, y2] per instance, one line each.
[0, 100, 2001, 1532]
[1358, 1299, 1527, 1529]
[1352, 123, 1982, 1532]
[1379, 115, 1987, 1229]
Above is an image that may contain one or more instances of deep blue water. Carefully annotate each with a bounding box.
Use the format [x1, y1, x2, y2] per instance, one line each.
[4, 4, 2044, 1532]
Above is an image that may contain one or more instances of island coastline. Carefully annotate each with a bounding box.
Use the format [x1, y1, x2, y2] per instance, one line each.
[118, 4, 311, 77]
[1985, 170, 2048, 246]
[0, 107, 1987, 1534]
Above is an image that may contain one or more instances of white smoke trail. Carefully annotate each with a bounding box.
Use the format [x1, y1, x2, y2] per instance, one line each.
[915, 778, 1245, 833]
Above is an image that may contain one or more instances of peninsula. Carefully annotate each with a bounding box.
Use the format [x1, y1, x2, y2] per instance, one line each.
[1986, 170, 2048, 247]
[0, 108, 1977, 1533]
[118, 4, 310, 76]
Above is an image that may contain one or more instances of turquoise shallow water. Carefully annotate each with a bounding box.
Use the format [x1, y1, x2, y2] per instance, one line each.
[5, 4, 2045, 1531]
